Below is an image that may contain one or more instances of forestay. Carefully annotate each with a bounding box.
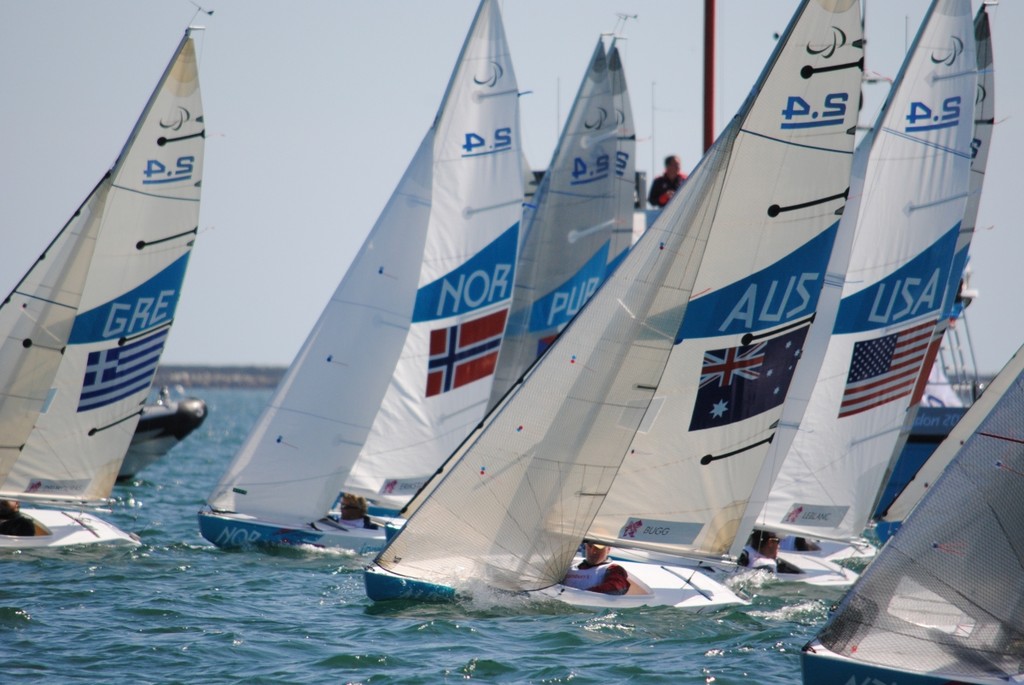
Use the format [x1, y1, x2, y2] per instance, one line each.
[0, 31, 204, 504]
[371, 0, 862, 594]
[205, 0, 523, 522]
[880, 3, 997, 526]
[758, 0, 978, 544]
[489, 38, 616, 405]
[803, 340, 1024, 684]
[585, 0, 863, 562]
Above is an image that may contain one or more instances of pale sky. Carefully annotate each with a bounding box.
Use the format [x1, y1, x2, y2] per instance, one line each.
[1, 1, 1019, 374]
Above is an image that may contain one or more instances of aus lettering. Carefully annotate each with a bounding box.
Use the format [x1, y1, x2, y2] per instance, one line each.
[867, 269, 940, 325]
[719, 273, 818, 331]
[102, 290, 176, 338]
[547, 277, 600, 327]
[437, 263, 512, 317]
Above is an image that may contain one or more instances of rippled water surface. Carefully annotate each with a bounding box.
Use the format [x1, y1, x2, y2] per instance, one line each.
[1, 389, 853, 683]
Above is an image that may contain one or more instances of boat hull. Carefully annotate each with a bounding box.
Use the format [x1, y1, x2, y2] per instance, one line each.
[802, 640, 1010, 685]
[198, 509, 386, 554]
[119, 396, 208, 480]
[0, 508, 140, 549]
[365, 559, 749, 610]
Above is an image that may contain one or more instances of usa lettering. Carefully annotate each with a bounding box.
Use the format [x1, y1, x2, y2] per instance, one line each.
[867, 269, 940, 324]
[547, 277, 600, 327]
[437, 263, 511, 316]
[102, 289, 176, 338]
[719, 273, 817, 331]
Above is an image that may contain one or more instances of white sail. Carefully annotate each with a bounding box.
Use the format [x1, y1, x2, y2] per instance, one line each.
[607, 41, 638, 270]
[585, 0, 863, 562]
[0, 31, 204, 504]
[368, 0, 863, 596]
[488, 38, 616, 404]
[802, 339, 1024, 684]
[879, 3, 996, 526]
[758, 0, 978, 545]
[204, 0, 522, 526]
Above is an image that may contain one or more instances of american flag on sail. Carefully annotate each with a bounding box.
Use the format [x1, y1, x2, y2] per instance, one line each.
[426, 308, 508, 397]
[78, 328, 169, 412]
[689, 326, 807, 431]
[838, 319, 936, 418]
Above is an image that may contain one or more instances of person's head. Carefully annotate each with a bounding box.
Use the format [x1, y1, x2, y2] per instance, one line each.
[583, 541, 611, 565]
[663, 155, 681, 177]
[0, 500, 20, 518]
[340, 494, 368, 520]
[749, 529, 780, 558]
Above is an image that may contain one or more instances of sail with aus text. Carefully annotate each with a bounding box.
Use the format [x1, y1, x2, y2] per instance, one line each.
[366, 0, 863, 599]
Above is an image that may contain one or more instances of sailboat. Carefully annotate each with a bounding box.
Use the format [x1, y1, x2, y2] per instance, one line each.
[488, 37, 621, 405]
[364, 0, 863, 608]
[753, 0, 978, 567]
[874, 1, 997, 540]
[198, 0, 523, 552]
[802, 338, 1024, 684]
[607, 42, 639, 270]
[0, 29, 205, 548]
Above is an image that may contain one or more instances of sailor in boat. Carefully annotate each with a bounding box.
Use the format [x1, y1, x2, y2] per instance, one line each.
[738, 529, 804, 574]
[0, 500, 36, 537]
[329, 494, 379, 530]
[562, 542, 630, 595]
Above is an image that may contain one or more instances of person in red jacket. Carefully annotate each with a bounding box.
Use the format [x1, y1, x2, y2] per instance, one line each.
[562, 541, 631, 594]
[647, 154, 687, 208]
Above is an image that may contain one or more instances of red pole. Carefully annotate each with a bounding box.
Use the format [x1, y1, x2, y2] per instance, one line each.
[703, 0, 715, 152]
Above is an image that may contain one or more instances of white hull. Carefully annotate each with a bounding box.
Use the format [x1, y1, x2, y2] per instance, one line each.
[538, 559, 748, 610]
[611, 548, 857, 588]
[0, 507, 139, 549]
[365, 558, 748, 610]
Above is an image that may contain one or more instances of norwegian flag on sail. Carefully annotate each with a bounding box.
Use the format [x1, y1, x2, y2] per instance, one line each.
[838, 319, 936, 418]
[426, 308, 508, 397]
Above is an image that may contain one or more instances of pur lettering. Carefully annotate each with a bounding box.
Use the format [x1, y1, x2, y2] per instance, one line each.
[547, 277, 601, 327]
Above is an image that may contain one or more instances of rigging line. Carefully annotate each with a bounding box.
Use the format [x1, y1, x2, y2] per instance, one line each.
[768, 188, 848, 218]
[88, 408, 144, 436]
[9, 290, 77, 310]
[463, 197, 522, 216]
[985, 433, 1024, 447]
[739, 128, 854, 155]
[157, 130, 205, 146]
[659, 565, 713, 601]
[741, 314, 815, 346]
[119, 320, 173, 345]
[699, 434, 774, 466]
[880, 127, 973, 159]
[136, 226, 198, 250]
[799, 58, 864, 79]
[61, 511, 102, 538]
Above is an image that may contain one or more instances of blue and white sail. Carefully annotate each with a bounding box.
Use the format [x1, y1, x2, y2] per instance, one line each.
[365, 0, 863, 603]
[607, 41, 639, 271]
[0, 30, 203, 508]
[488, 38, 617, 404]
[758, 0, 978, 546]
[803, 339, 1024, 684]
[877, 2, 996, 529]
[584, 0, 863, 564]
[201, 0, 523, 547]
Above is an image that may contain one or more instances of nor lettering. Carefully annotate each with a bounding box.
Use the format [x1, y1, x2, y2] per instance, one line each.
[437, 263, 512, 317]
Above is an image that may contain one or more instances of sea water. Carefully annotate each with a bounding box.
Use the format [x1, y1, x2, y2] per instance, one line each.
[1, 389, 850, 684]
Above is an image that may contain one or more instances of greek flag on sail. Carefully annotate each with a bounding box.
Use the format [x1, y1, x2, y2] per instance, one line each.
[78, 328, 169, 412]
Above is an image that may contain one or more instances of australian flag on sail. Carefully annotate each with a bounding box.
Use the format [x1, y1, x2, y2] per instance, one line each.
[426, 308, 509, 397]
[838, 319, 935, 418]
[689, 326, 808, 431]
[77, 328, 169, 412]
